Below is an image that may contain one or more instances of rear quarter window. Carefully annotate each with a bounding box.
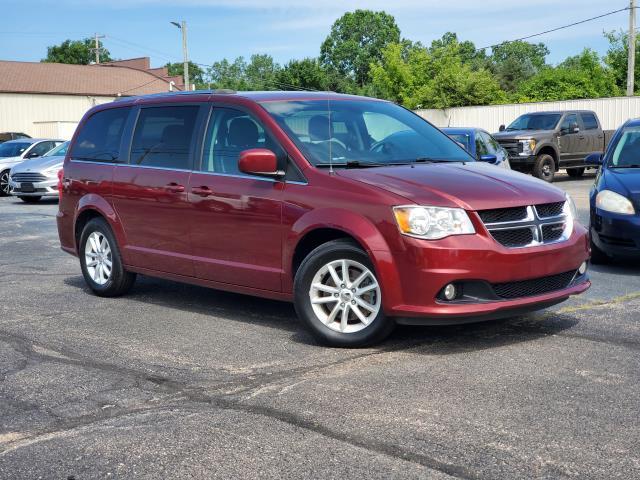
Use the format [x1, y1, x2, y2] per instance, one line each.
[70, 107, 130, 162]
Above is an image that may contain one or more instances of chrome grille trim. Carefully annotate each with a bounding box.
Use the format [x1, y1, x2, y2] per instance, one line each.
[10, 172, 49, 183]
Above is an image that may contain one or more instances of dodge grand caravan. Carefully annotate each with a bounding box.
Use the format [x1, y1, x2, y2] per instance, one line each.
[57, 91, 590, 347]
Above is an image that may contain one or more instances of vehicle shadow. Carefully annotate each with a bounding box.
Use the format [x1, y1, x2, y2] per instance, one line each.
[552, 171, 598, 183]
[63, 274, 580, 354]
[590, 259, 640, 275]
[9, 197, 58, 205]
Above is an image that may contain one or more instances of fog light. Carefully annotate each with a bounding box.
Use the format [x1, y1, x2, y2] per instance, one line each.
[578, 262, 587, 275]
[443, 283, 457, 301]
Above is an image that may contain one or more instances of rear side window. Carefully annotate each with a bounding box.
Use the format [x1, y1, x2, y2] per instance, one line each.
[581, 113, 598, 130]
[130, 106, 199, 169]
[71, 107, 129, 162]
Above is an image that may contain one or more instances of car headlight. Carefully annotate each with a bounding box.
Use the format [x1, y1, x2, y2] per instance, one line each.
[519, 139, 536, 155]
[43, 166, 62, 178]
[564, 193, 577, 220]
[596, 190, 635, 215]
[393, 206, 475, 240]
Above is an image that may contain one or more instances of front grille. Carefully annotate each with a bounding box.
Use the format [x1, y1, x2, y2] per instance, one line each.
[541, 222, 566, 242]
[491, 227, 534, 247]
[478, 206, 528, 224]
[492, 270, 577, 299]
[497, 140, 522, 156]
[536, 201, 565, 218]
[11, 172, 48, 183]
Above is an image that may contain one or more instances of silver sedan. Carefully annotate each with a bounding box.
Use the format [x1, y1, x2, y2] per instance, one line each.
[9, 141, 68, 202]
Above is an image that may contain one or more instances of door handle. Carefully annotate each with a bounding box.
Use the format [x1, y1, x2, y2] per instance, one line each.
[578, 136, 585, 139]
[165, 183, 185, 193]
[191, 186, 213, 197]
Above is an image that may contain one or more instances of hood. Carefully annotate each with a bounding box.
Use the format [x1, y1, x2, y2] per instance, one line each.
[603, 168, 640, 206]
[0, 155, 22, 166]
[336, 162, 565, 211]
[10, 155, 64, 174]
[492, 129, 554, 140]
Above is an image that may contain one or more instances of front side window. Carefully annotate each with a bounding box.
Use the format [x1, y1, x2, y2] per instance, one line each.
[0, 142, 30, 158]
[70, 107, 129, 162]
[43, 141, 69, 157]
[506, 114, 561, 131]
[130, 106, 199, 169]
[29, 141, 56, 157]
[480, 131, 500, 154]
[610, 126, 640, 168]
[201, 107, 285, 176]
[261, 100, 471, 167]
[475, 134, 489, 156]
[560, 114, 578, 133]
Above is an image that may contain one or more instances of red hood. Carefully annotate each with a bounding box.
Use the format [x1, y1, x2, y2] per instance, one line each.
[336, 162, 565, 210]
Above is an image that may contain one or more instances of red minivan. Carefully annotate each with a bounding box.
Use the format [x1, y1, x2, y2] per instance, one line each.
[57, 91, 590, 346]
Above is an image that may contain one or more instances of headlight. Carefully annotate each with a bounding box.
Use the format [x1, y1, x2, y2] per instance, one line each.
[519, 139, 536, 155]
[43, 166, 62, 178]
[596, 190, 635, 215]
[564, 193, 577, 220]
[393, 206, 475, 240]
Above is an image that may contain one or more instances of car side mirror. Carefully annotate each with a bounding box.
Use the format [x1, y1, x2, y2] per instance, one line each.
[238, 148, 284, 178]
[585, 152, 603, 165]
[25, 151, 40, 159]
[479, 154, 498, 164]
[570, 122, 579, 134]
[499, 124, 505, 132]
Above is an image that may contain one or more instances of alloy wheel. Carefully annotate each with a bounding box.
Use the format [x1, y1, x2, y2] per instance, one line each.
[0, 171, 9, 195]
[309, 259, 381, 333]
[84, 231, 113, 286]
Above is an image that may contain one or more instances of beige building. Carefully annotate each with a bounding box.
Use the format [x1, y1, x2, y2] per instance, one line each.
[0, 58, 184, 140]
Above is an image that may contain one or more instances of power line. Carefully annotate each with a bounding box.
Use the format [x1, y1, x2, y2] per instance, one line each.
[479, 6, 631, 50]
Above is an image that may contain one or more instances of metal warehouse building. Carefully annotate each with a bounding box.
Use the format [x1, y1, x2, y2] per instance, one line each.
[0, 58, 184, 140]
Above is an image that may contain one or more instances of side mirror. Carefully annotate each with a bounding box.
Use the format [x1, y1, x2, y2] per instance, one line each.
[499, 124, 506, 132]
[25, 151, 40, 159]
[585, 152, 603, 165]
[571, 122, 580, 134]
[238, 148, 284, 178]
[479, 154, 498, 164]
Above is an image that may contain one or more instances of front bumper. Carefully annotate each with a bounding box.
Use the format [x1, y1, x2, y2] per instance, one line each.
[591, 210, 640, 258]
[9, 177, 58, 197]
[381, 222, 590, 322]
[507, 154, 536, 170]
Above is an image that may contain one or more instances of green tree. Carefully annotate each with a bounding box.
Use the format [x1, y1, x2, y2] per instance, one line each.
[603, 29, 640, 93]
[370, 42, 506, 109]
[516, 49, 620, 102]
[209, 57, 249, 90]
[275, 58, 330, 91]
[489, 40, 549, 92]
[429, 32, 486, 69]
[320, 10, 400, 87]
[245, 54, 280, 90]
[42, 38, 111, 64]
[165, 61, 207, 88]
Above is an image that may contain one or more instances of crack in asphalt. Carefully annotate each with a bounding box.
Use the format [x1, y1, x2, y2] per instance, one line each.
[0, 330, 481, 479]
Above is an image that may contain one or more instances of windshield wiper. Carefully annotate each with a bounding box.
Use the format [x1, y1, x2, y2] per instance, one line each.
[412, 157, 466, 164]
[316, 160, 388, 169]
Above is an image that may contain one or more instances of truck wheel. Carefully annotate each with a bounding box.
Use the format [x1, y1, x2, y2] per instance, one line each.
[567, 168, 585, 178]
[293, 239, 395, 347]
[533, 154, 555, 182]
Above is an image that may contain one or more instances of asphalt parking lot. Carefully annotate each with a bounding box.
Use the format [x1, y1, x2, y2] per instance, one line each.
[1, 172, 639, 479]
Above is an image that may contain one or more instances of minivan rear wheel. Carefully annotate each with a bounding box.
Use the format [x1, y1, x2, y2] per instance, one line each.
[79, 218, 136, 297]
[294, 239, 394, 347]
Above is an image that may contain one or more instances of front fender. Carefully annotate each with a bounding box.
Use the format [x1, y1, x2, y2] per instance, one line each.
[283, 207, 403, 312]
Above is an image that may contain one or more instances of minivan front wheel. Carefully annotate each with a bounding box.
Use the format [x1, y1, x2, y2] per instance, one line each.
[79, 218, 136, 297]
[294, 239, 394, 347]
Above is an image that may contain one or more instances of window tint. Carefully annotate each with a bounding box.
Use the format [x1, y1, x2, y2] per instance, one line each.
[447, 133, 471, 151]
[561, 114, 578, 132]
[130, 106, 199, 169]
[71, 107, 129, 162]
[30, 141, 56, 157]
[201, 108, 285, 176]
[475, 134, 489, 156]
[581, 113, 598, 130]
[480, 131, 500, 154]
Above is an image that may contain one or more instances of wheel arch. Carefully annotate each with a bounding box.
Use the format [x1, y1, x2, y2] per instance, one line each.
[537, 144, 559, 171]
[74, 194, 127, 257]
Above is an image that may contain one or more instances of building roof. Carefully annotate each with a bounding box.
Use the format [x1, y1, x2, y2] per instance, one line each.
[0, 58, 184, 97]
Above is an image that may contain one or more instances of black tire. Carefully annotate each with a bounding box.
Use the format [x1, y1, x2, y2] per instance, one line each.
[0, 170, 10, 197]
[566, 167, 585, 178]
[533, 154, 555, 182]
[19, 196, 42, 203]
[79, 217, 136, 297]
[589, 232, 609, 265]
[293, 239, 395, 347]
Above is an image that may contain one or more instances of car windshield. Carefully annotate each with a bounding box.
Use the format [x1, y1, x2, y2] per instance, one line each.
[609, 126, 640, 168]
[506, 114, 561, 131]
[261, 99, 473, 167]
[0, 142, 31, 158]
[43, 141, 69, 157]
[446, 133, 471, 151]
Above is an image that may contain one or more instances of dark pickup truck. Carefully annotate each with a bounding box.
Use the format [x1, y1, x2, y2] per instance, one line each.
[492, 110, 613, 182]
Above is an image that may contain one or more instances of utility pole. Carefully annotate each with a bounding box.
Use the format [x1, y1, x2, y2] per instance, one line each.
[91, 33, 105, 64]
[627, 0, 636, 96]
[171, 21, 190, 91]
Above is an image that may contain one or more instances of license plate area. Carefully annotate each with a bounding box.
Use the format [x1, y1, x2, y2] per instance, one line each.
[20, 182, 35, 193]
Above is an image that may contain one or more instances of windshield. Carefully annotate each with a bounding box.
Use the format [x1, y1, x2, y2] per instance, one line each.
[609, 126, 640, 168]
[506, 114, 561, 131]
[446, 133, 471, 151]
[43, 141, 69, 157]
[0, 142, 30, 158]
[261, 99, 473, 167]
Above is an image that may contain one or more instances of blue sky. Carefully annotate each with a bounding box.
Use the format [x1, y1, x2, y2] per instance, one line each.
[0, 0, 630, 70]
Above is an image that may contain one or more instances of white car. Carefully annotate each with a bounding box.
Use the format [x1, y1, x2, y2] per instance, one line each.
[9, 141, 69, 202]
[0, 138, 63, 196]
